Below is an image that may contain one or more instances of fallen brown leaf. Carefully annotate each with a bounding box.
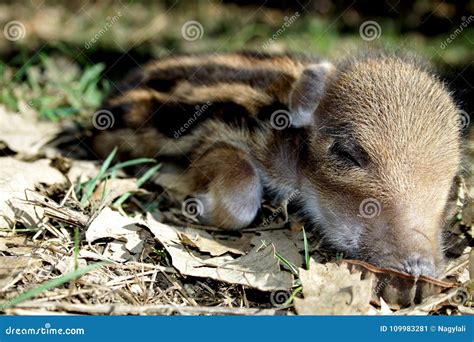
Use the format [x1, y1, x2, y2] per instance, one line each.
[146, 213, 293, 291]
[0, 106, 60, 155]
[251, 230, 303, 269]
[89, 178, 138, 207]
[341, 259, 456, 309]
[0, 157, 66, 229]
[294, 259, 373, 315]
[85, 207, 144, 262]
[0, 256, 42, 290]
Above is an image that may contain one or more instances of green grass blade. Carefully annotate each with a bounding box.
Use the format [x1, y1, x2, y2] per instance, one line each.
[275, 251, 299, 276]
[79, 63, 105, 92]
[107, 158, 156, 174]
[282, 286, 303, 307]
[0, 261, 108, 310]
[113, 163, 162, 207]
[136, 163, 162, 187]
[80, 147, 117, 205]
[302, 226, 310, 270]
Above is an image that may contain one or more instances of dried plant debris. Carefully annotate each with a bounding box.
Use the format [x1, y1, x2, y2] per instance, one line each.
[0, 157, 66, 229]
[145, 213, 293, 291]
[340, 260, 458, 310]
[0, 106, 60, 156]
[0, 256, 42, 290]
[89, 178, 138, 208]
[85, 207, 144, 262]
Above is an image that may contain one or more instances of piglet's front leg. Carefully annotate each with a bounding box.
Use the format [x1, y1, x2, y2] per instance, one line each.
[186, 143, 263, 230]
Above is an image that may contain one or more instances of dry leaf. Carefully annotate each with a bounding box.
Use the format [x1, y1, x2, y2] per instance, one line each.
[66, 160, 101, 184]
[39, 252, 87, 275]
[89, 178, 138, 206]
[153, 172, 192, 200]
[341, 259, 456, 309]
[294, 259, 373, 315]
[251, 230, 303, 268]
[0, 157, 66, 228]
[0, 256, 42, 290]
[0, 106, 60, 155]
[85, 207, 144, 262]
[179, 229, 252, 256]
[0, 236, 33, 255]
[146, 213, 293, 291]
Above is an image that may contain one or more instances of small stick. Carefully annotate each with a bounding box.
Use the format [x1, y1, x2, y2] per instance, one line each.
[9, 301, 283, 315]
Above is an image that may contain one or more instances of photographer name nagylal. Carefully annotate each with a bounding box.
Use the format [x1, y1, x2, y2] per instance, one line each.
[438, 325, 466, 334]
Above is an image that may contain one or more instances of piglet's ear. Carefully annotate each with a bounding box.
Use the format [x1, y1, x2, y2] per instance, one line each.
[289, 62, 334, 127]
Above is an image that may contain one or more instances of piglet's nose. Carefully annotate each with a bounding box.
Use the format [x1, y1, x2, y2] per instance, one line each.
[401, 255, 436, 278]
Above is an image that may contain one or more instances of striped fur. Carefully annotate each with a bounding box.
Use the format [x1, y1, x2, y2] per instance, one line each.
[92, 52, 322, 162]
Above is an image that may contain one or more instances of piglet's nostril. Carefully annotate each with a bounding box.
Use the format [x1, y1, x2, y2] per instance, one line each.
[402, 255, 436, 278]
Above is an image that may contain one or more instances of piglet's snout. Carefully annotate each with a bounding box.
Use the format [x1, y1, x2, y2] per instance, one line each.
[363, 212, 443, 278]
[400, 254, 436, 278]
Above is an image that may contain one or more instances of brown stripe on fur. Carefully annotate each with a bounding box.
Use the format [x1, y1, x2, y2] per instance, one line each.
[171, 81, 274, 115]
[145, 52, 308, 78]
[92, 127, 199, 160]
[107, 80, 274, 128]
[108, 88, 171, 128]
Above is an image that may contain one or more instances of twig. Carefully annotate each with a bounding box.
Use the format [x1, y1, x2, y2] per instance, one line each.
[163, 216, 287, 232]
[159, 269, 198, 306]
[10, 301, 284, 315]
[22, 197, 89, 227]
[394, 289, 459, 315]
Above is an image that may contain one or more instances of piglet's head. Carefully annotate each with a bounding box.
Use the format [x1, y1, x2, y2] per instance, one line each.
[289, 56, 461, 277]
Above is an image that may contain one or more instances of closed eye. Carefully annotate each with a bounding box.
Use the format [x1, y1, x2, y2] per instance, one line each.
[330, 141, 365, 167]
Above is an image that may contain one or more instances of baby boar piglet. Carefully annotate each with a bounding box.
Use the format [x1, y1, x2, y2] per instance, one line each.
[92, 52, 463, 278]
